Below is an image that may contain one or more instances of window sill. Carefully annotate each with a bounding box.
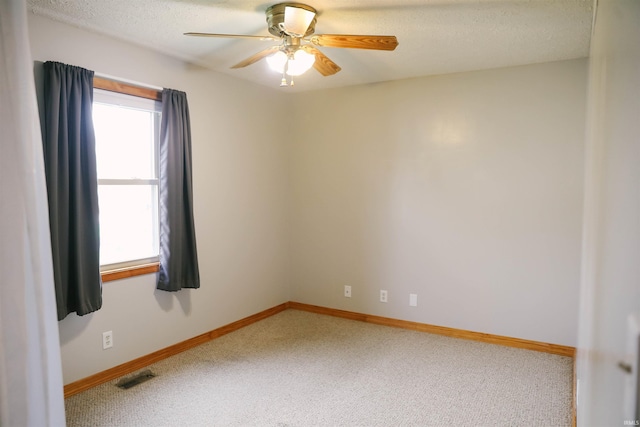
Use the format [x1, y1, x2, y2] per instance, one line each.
[101, 262, 160, 283]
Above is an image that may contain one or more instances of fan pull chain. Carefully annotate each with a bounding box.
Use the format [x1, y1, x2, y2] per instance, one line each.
[280, 58, 294, 87]
[280, 74, 295, 87]
[280, 54, 288, 86]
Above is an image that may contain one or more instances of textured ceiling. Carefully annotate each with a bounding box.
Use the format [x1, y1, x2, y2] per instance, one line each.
[27, 0, 594, 92]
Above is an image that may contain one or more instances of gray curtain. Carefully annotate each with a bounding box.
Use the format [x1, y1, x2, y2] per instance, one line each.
[42, 61, 102, 320]
[157, 88, 200, 291]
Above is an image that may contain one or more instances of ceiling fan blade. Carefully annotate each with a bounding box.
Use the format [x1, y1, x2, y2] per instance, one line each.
[231, 46, 281, 69]
[184, 32, 277, 41]
[310, 34, 398, 51]
[302, 46, 341, 76]
[282, 5, 316, 37]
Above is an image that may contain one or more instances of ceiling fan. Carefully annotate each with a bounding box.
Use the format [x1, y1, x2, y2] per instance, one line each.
[185, 2, 399, 86]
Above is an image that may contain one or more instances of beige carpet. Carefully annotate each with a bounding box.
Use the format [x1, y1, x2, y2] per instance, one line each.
[65, 309, 572, 426]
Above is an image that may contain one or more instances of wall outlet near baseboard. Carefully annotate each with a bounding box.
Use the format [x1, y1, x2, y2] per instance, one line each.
[380, 290, 388, 303]
[344, 285, 352, 298]
[410, 293, 418, 307]
[102, 330, 113, 349]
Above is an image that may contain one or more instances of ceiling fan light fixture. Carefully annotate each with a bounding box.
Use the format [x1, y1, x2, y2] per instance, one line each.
[267, 48, 315, 77]
[286, 48, 315, 76]
[266, 50, 288, 73]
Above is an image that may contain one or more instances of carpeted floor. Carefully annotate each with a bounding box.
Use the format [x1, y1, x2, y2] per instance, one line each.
[65, 309, 573, 426]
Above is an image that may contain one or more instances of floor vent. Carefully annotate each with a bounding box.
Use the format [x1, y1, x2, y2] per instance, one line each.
[116, 370, 156, 390]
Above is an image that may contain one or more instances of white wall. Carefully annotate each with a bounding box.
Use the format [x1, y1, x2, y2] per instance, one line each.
[577, 0, 640, 424]
[289, 60, 587, 346]
[28, 14, 291, 384]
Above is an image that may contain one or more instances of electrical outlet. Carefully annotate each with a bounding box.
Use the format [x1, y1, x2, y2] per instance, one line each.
[410, 293, 418, 307]
[344, 285, 352, 298]
[380, 290, 388, 303]
[102, 331, 113, 350]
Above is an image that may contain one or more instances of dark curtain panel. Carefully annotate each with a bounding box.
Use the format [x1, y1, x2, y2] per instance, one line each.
[42, 61, 102, 320]
[157, 89, 200, 291]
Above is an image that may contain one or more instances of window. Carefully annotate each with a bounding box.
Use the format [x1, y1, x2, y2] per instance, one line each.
[92, 89, 161, 269]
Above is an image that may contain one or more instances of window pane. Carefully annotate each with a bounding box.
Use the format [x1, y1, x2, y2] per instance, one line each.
[93, 103, 157, 179]
[98, 185, 159, 266]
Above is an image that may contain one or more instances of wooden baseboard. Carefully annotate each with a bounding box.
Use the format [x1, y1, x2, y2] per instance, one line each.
[64, 300, 576, 399]
[287, 301, 576, 357]
[63, 302, 289, 398]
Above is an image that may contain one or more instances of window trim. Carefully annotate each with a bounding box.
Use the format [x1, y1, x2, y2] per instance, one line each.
[94, 76, 161, 101]
[102, 262, 160, 283]
[93, 76, 162, 282]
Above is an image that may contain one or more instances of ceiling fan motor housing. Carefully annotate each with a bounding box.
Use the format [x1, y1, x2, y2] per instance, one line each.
[266, 3, 317, 37]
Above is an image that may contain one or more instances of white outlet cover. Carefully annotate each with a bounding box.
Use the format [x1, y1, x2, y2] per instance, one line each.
[102, 331, 113, 349]
[410, 294, 418, 307]
[380, 290, 388, 302]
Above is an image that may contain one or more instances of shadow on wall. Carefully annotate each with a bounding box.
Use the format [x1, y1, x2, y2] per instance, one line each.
[58, 312, 93, 345]
[32, 61, 45, 132]
[56, 284, 194, 345]
[154, 287, 193, 315]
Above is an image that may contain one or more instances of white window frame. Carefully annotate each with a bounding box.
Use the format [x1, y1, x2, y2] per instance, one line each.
[93, 88, 162, 272]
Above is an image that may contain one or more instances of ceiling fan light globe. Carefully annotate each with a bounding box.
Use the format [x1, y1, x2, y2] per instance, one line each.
[286, 49, 316, 76]
[266, 51, 287, 73]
